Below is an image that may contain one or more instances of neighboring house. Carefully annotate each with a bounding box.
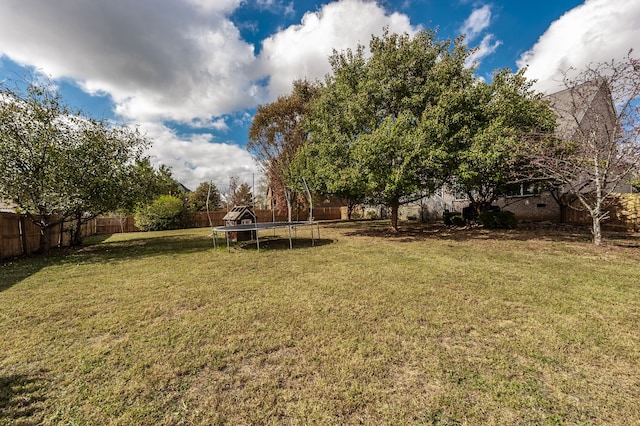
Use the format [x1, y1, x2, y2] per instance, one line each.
[399, 79, 626, 223]
[548, 79, 615, 142]
[398, 183, 560, 223]
[265, 186, 278, 211]
[178, 182, 191, 193]
[0, 200, 16, 213]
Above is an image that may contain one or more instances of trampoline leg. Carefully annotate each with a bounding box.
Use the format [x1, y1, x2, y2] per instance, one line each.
[256, 230, 260, 252]
[288, 225, 293, 249]
[226, 232, 230, 252]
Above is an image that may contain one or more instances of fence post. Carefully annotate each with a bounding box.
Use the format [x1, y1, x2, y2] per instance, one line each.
[0, 213, 4, 261]
[19, 215, 28, 256]
[635, 194, 640, 232]
[59, 219, 65, 248]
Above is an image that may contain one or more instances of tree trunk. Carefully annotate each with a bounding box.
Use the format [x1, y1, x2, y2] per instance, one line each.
[590, 190, 604, 245]
[284, 189, 293, 223]
[390, 201, 399, 232]
[29, 213, 54, 253]
[549, 188, 571, 224]
[592, 215, 603, 245]
[559, 204, 568, 223]
[70, 214, 84, 247]
[38, 224, 51, 253]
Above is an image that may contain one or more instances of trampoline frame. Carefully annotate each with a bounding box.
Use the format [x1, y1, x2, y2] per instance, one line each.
[212, 221, 320, 251]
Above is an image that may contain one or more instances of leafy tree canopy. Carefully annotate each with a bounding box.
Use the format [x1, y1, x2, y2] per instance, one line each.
[454, 68, 557, 212]
[305, 29, 476, 230]
[134, 194, 187, 231]
[187, 181, 221, 211]
[0, 78, 151, 249]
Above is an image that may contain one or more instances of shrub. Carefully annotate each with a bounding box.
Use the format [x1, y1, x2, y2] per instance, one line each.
[135, 195, 188, 231]
[478, 210, 517, 229]
[443, 211, 466, 226]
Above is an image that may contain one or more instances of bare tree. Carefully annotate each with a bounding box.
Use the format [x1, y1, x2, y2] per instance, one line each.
[222, 175, 253, 209]
[247, 80, 320, 222]
[527, 53, 640, 245]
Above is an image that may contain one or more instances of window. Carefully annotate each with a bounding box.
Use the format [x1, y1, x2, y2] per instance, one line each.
[505, 182, 540, 197]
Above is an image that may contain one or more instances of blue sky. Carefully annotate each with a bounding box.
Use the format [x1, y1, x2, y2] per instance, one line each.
[0, 0, 638, 191]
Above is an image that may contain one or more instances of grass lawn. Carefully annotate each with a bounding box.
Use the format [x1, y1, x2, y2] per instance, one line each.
[1, 221, 639, 425]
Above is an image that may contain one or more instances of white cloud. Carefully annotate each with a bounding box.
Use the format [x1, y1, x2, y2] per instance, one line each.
[465, 34, 502, 69]
[142, 122, 260, 191]
[283, 2, 295, 16]
[458, 4, 500, 69]
[257, 0, 418, 98]
[517, 0, 640, 93]
[0, 0, 419, 190]
[0, 0, 259, 124]
[0, 0, 264, 188]
[460, 4, 492, 41]
[184, 0, 241, 13]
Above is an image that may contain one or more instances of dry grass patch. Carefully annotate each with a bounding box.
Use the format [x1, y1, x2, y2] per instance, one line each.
[1, 223, 639, 424]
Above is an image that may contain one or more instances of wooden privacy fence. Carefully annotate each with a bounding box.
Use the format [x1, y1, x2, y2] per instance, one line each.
[0, 213, 96, 261]
[1, 207, 343, 261]
[190, 207, 342, 227]
[565, 193, 640, 231]
[3, 198, 639, 261]
[92, 208, 342, 234]
[94, 216, 139, 234]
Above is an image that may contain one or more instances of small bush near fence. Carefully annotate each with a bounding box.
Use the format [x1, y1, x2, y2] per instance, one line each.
[443, 211, 466, 226]
[134, 195, 188, 231]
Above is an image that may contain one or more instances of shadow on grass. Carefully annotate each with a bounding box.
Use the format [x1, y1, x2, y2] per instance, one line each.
[0, 231, 216, 292]
[0, 371, 48, 426]
[236, 237, 335, 251]
[0, 254, 63, 293]
[336, 221, 637, 246]
[76, 231, 215, 264]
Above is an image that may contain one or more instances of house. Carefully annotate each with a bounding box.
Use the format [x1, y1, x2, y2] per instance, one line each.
[0, 200, 16, 213]
[399, 79, 625, 223]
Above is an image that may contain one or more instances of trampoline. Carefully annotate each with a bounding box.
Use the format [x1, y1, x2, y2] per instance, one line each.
[212, 221, 320, 251]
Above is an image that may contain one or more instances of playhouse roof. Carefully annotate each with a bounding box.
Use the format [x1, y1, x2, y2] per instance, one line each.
[223, 205, 255, 222]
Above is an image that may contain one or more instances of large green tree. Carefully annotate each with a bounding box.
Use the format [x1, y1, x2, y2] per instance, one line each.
[305, 29, 475, 230]
[454, 69, 557, 212]
[0, 80, 151, 250]
[299, 47, 368, 219]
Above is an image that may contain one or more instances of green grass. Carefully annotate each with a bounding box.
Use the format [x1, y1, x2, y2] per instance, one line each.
[1, 222, 639, 425]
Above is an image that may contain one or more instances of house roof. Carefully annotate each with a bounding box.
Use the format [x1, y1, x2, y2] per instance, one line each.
[545, 79, 613, 140]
